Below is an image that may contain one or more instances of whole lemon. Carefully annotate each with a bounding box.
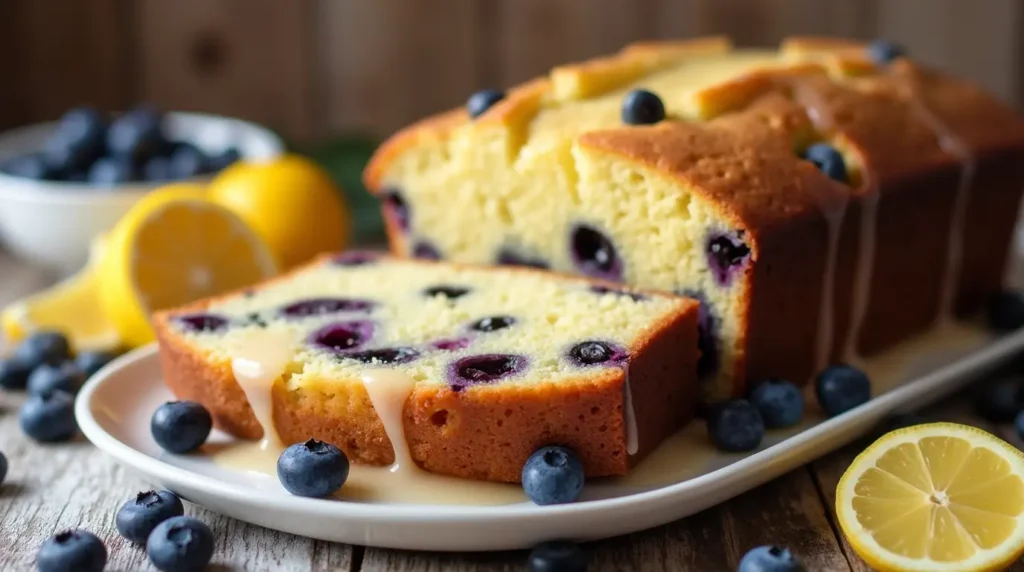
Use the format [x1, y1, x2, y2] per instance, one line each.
[207, 154, 351, 270]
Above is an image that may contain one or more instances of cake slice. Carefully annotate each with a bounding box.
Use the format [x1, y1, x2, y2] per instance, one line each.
[152, 252, 699, 482]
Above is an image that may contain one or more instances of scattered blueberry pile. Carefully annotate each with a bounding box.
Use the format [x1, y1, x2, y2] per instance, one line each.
[0, 105, 241, 185]
[0, 330, 118, 443]
[738, 545, 807, 572]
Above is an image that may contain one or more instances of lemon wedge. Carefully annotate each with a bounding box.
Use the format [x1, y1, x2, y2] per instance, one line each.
[98, 185, 277, 348]
[1, 234, 121, 353]
[837, 422, 1024, 571]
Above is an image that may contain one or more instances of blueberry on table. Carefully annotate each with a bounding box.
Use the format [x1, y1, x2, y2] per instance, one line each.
[169, 142, 207, 179]
[27, 362, 85, 397]
[277, 439, 350, 497]
[1, 153, 53, 180]
[738, 545, 806, 572]
[621, 89, 666, 125]
[707, 400, 765, 452]
[0, 356, 33, 390]
[151, 401, 212, 454]
[974, 378, 1022, 423]
[801, 143, 848, 183]
[13, 330, 71, 369]
[815, 364, 871, 417]
[521, 446, 585, 505]
[75, 350, 118, 379]
[748, 378, 804, 429]
[467, 89, 506, 119]
[146, 516, 214, 572]
[20, 390, 77, 443]
[986, 291, 1024, 333]
[116, 489, 185, 544]
[37, 529, 107, 572]
[107, 106, 167, 164]
[528, 541, 588, 572]
[43, 107, 107, 174]
[0, 450, 7, 486]
[88, 155, 136, 185]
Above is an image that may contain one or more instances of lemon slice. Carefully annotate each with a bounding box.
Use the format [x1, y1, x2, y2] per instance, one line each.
[1, 235, 121, 353]
[98, 185, 277, 348]
[837, 422, 1024, 572]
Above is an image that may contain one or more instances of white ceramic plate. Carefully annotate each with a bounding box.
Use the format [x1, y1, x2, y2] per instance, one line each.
[75, 325, 1024, 552]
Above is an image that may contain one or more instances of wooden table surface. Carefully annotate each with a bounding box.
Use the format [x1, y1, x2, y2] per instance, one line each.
[0, 249, 1022, 572]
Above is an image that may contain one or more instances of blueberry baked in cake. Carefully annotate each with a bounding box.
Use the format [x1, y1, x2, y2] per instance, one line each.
[152, 253, 698, 482]
[365, 36, 1024, 402]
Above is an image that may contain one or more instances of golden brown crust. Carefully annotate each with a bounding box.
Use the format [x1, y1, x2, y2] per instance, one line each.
[152, 255, 699, 482]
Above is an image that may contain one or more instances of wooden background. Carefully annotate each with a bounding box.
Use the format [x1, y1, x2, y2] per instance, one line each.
[0, 0, 1022, 145]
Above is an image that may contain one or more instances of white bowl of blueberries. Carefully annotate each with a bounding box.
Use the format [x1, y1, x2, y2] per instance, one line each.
[0, 105, 285, 275]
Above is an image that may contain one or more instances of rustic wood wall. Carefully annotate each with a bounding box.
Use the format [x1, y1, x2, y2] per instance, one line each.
[0, 0, 1021, 144]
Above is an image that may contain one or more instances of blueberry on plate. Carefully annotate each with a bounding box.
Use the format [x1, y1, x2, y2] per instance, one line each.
[88, 155, 136, 185]
[707, 400, 765, 452]
[37, 529, 107, 572]
[116, 489, 185, 544]
[43, 107, 107, 174]
[107, 106, 167, 164]
[0, 450, 7, 486]
[621, 89, 666, 125]
[748, 378, 804, 429]
[206, 147, 241, 173]
[986, 291, 1024, 333]
[801, 143, 848, 183]
[20, 390, 77, 442]
[974, 378, 1022, 423]
[151, 401, 213, 454]
[1, 153, 53, 180]
[27, 362, 85, 397]
[277, 439, 350, 497]
[738, 545, 806, 572]
[14, 330, 71, 369]
[0, 355, 33, 390]
[815, 364, 871, 417]
[75, 350, 118, 379]
[467, 89, 505, 119]
[521, 445, 585, 505]
[169, 142, 207, 179]
[146, 516, 214, 572]
[527, 540, 588, 572]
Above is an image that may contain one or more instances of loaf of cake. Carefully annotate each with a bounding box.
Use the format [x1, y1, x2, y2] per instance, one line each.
[364, 36, 1024, 402]
[152, 253, 698, 482]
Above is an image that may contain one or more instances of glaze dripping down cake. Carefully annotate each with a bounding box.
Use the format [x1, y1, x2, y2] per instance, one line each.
[364, 36, 1024, 401]
[152, 253, 698, 482]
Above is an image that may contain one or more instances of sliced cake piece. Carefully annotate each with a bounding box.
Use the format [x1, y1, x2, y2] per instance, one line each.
[152, 252, 699, 482]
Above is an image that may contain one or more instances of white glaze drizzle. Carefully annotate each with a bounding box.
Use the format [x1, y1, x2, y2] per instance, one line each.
[230, 329, 296, 449]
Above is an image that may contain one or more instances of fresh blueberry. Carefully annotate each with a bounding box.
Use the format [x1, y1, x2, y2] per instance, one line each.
[527, 541, 588, 572]
[169, 142, 207, 179]
[570, 224, 622, 281]
[43, 107, 107, 174]
[143, 156, 173, 181]
[116, 490, 185, 544]
[801, 143, 848, 183]
[568, 341, 626, 366]
[738, 545, 806, 572]
[986, 291, 1024, 333]
[146, 516, 215, 572]
[0, 356, 33, 389]
[381, 189, 410, 231]
[277, 439, 350, 497]
[496, 248, 549, 269]
[815, 364, 871, 417]
[151, 401, 213, 454]
[707, 400, 764, 452]
[522, 446, 585, 505]
[470, 316, 516, 332]
[748, 378, 804, 429]
[449, 354, 528, 390]
[0, 450, 7, 486]
[974, 378, 1022, 423]
[344, 347, 420, 365]
[280, 297, 375, 317]
[867, 40, 906, 65]
[75, 350, 118, 378]
[37, 530, 107, 572]
[308, 320, 375, 353]
[88, 155, 136, 185]
[19, 390, 77, 442]
[467, 89, 505, 119]
[412, 240, 442, 260]
[206, 147, 242, 172]
[621, 89, 666, 125]
[423, 285, 471, 300]
[107, 106, 167, 163]
[14, 330, 71, 369]
[27, 362, 85, 397]
[173, 313, 229, 333]
[1, 153, 53, 180]
[706, 232, 751, 286]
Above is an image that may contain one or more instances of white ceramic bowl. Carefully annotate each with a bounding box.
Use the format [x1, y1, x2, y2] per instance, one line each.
[0, 112, 285, 276]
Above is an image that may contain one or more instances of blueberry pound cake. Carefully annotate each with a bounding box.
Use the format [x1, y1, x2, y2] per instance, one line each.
[152, 253, 699, 482]
[365, 36, 1024, 401]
